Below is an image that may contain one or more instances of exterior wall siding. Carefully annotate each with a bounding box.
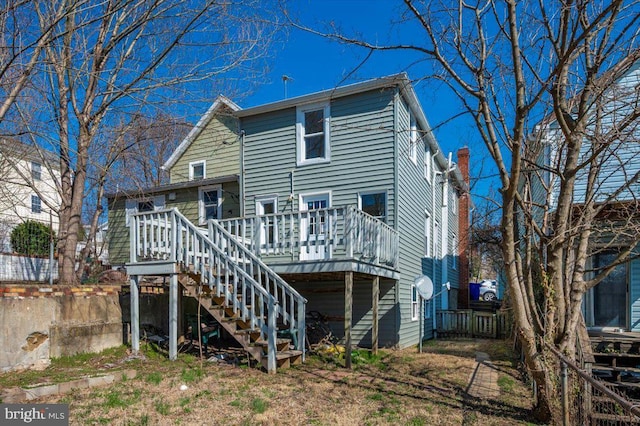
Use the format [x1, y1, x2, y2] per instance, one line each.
[293, 277, 397, 347]
[631, 256, 640, 332]
[107, 181, 239, 265]
[242, 89, 397, 221]
[170, 111, 239, 183]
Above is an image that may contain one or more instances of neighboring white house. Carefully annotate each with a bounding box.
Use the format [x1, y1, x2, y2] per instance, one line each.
[0, 140, 61, 253]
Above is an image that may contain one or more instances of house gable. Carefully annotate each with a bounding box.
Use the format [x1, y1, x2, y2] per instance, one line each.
[164, 96, 241, 183]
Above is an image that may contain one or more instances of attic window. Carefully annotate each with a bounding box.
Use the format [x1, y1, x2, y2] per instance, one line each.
[297, 103, 331, 165]
[190, 161, 205, 180]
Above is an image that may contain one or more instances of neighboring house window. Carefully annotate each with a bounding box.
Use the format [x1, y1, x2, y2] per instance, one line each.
[297, 103, 331, 165]
[424, 152, 432, 183]
[190, 161, 205, 181]
[256, 196, 278, 252]
[409, 113, 417, 164]
[411, 284, 419, 321]
[199, 186, 221, 224]
[125, 195, 165, 226]
[424, 299, 431, 319]
[359, 191, 387, 223]
[424, 213, 431, 257]
[32, 162, 41, 181]
[31, 195, 41, 214]
[452, 233, 457, 270]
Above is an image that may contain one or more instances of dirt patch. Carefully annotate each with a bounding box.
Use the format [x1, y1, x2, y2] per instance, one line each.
[0, 339, 535, 425]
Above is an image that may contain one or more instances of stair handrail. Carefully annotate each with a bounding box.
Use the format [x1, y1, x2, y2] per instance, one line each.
[208, 218, 307, 355]
[130, 208, 279, 371]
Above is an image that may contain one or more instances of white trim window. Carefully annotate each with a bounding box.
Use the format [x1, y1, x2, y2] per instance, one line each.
[424, 213, 431, 258]
[198, 185, 221, 224]
[424, 152, 432, 183]
[31, 195, 41, 214]
[32, 162, 42, 181]
[411, 284, 419, 321]
[409, 113, 417, 164]
[358, 190, 388, 223]
[189, 161, 206, 181]
[452, 233, 457, 270]
[297, 103, 331, 165]
[125, 195, 165, 226]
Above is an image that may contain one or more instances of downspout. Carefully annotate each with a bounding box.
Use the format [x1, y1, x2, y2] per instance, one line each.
[240, 129, 245, 217]
[441, 153, 452, 311]
[393, 88, 400, 341]
[432, 150, 441, 336]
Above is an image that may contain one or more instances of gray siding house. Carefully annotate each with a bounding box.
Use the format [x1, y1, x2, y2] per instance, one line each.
[110, 74, 469, 363]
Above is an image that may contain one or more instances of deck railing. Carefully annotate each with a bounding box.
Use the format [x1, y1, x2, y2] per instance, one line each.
[217, 205, 399, 268]
[130, 208, 307, 371]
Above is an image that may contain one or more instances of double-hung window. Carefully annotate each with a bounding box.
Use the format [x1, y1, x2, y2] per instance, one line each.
[32, 162, 42, 181]
[424, 151, 432, 183]
[411, 285, 419, 321]
[31, 195, 41, 214]
[297, 103, 330, 165]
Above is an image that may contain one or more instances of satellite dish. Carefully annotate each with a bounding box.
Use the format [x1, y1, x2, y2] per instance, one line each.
[414, 275, 434, 300]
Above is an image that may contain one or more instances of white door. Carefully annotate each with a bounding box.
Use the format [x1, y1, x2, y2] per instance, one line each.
[256, 197, 277, 253]
[300, 193, 330, 260]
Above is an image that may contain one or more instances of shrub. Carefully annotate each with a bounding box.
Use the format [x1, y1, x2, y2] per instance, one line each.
[10, 220, 54, 256]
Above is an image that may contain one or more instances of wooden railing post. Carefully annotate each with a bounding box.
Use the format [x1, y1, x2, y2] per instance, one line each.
[267, 296, 277, 374]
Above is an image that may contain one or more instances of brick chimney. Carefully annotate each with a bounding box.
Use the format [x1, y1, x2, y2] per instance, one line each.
[457, 147, 471, 308]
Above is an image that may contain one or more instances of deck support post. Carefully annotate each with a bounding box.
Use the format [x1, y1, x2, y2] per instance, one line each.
[345, 271, 353, 369]
[130, 275, 140, 354]
[372, 276, 379, 354]
[169, 273, 178, 361]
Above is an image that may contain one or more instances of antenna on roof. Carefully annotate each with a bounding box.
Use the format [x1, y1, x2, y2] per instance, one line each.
[282, 75, 293, 99]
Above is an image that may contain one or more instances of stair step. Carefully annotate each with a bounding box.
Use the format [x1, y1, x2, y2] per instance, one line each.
[252, 338, 291, 351]
[260, 350, 304, 370]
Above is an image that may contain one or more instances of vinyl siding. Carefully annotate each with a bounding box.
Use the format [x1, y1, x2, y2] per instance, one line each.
[292, 277, 397, 347]
[170, 110, 240, 183]
[107, 180, 240, 265]
[631, 256, 640, 332]
[396, 96, 450, 347]
[242, 88, 397, 220]
[242, 88, 401, 346]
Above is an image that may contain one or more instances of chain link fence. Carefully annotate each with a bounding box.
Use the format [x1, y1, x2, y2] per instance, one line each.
[546, 341, 640, 425]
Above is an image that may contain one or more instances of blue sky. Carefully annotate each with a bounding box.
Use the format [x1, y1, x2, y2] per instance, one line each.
[238, 0, 496, 202]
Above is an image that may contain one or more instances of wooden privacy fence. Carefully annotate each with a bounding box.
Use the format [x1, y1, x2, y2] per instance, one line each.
[436, 309, 512, 339]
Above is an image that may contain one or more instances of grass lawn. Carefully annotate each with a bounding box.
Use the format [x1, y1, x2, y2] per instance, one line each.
[0, 338, 538, 425]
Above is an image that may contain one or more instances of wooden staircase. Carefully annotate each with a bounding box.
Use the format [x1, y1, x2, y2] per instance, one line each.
[128, 208, 307, 373]
[179, 273, 303, 370]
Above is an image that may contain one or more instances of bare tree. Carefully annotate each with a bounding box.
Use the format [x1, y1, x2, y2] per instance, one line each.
[290, 1, 640, 421]
[1, 0, 278, 284]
